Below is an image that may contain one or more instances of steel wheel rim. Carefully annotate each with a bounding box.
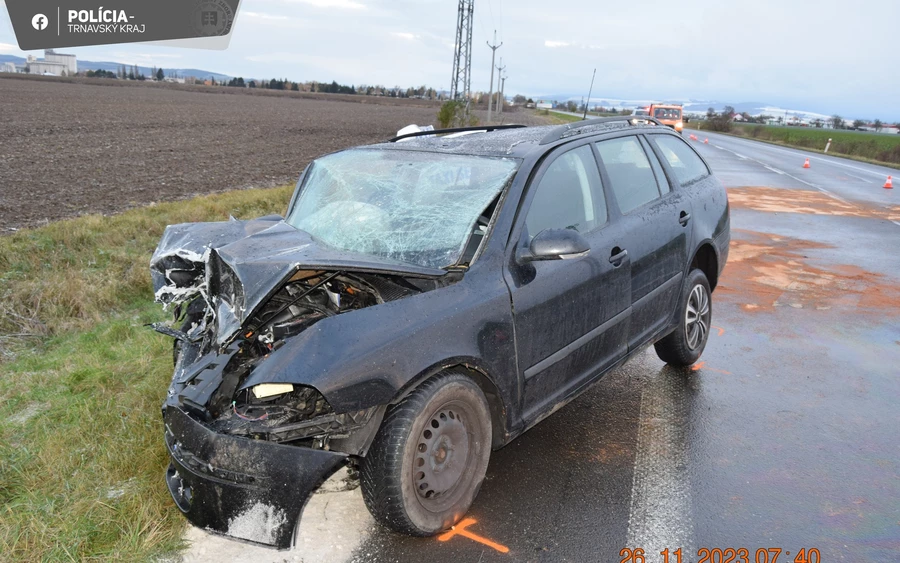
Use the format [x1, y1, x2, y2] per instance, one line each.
[413, 404, 472, 511]
[685, 284, 710, 350]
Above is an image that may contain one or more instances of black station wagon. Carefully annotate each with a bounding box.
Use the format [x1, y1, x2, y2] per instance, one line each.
[151, 116, 730, 549]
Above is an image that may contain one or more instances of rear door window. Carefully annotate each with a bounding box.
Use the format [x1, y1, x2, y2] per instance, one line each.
[640, 136, 670, 195]
[595, 136, 665, 214]
[649, 135, 710, 185]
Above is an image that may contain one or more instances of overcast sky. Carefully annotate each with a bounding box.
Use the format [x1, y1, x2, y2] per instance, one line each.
[2, 0, 899, 120]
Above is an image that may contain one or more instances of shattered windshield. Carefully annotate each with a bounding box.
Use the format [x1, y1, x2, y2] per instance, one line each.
[286, 149, 520, 269]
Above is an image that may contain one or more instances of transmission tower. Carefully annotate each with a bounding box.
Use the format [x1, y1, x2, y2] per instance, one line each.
[449, 0, 474, 102]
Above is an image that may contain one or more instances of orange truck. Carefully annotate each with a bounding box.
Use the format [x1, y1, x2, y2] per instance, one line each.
[649, 104, 684, 133]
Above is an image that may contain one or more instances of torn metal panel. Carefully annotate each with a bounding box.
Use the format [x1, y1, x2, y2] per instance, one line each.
[151, 217, 446, 347]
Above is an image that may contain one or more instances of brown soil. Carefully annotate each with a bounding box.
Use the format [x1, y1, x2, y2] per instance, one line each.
[0, 77, 549, 231]
[718, 229, 900, 314]
[727, 186, 900, 222]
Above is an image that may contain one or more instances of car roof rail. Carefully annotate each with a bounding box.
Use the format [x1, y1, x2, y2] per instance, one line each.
[538, 116, 664, 145]
[388, 124, 527, 143]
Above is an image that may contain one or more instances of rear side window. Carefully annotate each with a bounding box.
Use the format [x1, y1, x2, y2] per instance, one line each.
[595, 136, 664, 214]
[525, 145, 606, 238]
[650, 135, 710, 185]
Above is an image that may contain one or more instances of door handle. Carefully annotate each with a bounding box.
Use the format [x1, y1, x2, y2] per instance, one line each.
[609, 248, 628, 266]
[679, 211, 692, 226]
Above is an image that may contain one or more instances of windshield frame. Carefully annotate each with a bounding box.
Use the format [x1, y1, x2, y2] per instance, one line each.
[284, 147, 522, 270]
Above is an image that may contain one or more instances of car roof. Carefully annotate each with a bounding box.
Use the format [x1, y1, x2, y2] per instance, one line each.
[364, 117, 676, 159]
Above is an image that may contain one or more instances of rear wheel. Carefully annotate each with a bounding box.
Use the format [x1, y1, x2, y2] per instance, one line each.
[655, 269, 712, 366]
[360, 371, 492, 535]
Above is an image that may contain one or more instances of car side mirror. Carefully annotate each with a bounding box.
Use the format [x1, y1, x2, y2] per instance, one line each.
[519, 229, 591, 262]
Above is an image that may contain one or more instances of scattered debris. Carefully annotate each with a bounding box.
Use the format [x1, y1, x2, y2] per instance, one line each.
[226, 503, 288, 546]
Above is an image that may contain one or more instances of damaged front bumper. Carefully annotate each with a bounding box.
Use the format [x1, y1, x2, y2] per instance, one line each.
[163, 404, 348, 549]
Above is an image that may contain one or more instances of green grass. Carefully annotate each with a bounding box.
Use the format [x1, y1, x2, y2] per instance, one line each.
[542, 110, 585, 124]
[692, 123, 900, 166]
[0, 185, 294, 561]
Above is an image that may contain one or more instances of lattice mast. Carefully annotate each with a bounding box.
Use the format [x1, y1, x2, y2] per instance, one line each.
[449, 0, 474, 102]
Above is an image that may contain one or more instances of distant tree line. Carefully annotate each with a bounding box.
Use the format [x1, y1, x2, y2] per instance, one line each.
[85, 69, 116, 79]
[220, 77, 444, 99]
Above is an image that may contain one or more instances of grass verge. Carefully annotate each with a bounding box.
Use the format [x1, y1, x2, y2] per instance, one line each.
[688, 123, 900, 167]
[543, 109, 584, 124]
[0, 185, 294, 561]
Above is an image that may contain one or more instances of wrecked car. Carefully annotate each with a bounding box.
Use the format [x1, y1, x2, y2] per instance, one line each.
[152, 116, 730, 549]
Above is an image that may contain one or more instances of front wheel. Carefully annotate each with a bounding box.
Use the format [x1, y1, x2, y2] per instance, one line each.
[654, 269, 712, 366]
[360, 371, 492, 535]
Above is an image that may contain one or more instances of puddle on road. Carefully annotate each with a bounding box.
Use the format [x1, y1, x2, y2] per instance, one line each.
[718, 229, 900, 314]
[727, 186, 900, 222]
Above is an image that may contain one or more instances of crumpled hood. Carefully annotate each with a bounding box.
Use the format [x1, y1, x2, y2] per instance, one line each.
[151, 217, 444, 344]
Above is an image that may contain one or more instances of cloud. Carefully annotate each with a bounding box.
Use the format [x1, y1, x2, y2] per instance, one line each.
[391, 32, 419, 41]
[243, 11, 290, 20]
[544, 40, 570, 48]
[281, 0, 366, 9]
[0, 42, 21, 54]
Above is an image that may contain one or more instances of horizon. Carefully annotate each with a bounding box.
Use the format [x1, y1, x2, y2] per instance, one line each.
[2, 0, 899, 121]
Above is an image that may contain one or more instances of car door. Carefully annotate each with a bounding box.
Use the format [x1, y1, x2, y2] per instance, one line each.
[504, 143, 631, 424]
[594, 134, 692, 350]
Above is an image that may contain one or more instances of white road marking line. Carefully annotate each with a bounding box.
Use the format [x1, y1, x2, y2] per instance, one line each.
[893, 221, 900, 228]
[816, 188, 852, 205]
[713, 145, 725, 150]
[844, 172, 876, 183]
[763, 165, 785, 175]
[733, 153, 748, 160]
[626, 371, 693, 556]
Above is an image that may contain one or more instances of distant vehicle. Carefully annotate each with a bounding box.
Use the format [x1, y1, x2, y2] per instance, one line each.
[650, 104, 684, 133]
[633, 107, 650, 117]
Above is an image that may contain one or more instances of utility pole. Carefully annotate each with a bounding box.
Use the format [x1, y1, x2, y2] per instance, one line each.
[499, 74, 507, 116]
[450, 0, 474, 104]
[486, 30, 502, 123]
[494, 58, 506, 117]
[583, 68, 596, 120]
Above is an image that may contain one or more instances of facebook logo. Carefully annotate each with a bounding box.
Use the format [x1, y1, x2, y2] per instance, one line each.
[32, 13, 49, 31]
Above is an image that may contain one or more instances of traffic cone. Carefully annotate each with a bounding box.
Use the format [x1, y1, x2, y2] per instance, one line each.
[803, 158, 810, 169]
[885, 176, 893, 189]
[704, 138, 709, 144]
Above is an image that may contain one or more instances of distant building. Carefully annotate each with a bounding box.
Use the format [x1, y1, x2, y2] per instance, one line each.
[1, 62, 16, 73]
[44, 49, 77, 75]
[21, 50, 77, 76]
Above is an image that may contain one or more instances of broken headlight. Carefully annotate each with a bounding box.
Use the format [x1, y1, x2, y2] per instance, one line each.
[231, 384, 333, 427]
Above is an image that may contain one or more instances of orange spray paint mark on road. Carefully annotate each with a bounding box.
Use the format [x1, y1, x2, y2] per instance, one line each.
[691, 361, 732, 375]
[726, 186, 898, 221]
[712, 325, 725, 336]
[438, 518, 510, 554]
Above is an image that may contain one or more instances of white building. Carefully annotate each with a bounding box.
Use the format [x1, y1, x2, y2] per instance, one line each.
[22, 50, 77, 76]
[44, 50, 77, 75]
[1, 62, 16, 73]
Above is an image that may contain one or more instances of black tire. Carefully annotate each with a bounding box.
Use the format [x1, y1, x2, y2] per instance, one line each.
[360, 371, 492, 536]
[654, 269, 712, 367]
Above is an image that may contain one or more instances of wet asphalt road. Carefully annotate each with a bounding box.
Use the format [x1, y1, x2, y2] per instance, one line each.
[347, 133, 900, 562]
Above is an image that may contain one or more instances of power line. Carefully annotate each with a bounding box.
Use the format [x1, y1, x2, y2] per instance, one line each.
[486, 0, 496, 33]
[486, 30, 502, 123]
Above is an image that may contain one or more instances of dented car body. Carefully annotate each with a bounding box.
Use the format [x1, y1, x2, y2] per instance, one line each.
[153, 117, 729, 548]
